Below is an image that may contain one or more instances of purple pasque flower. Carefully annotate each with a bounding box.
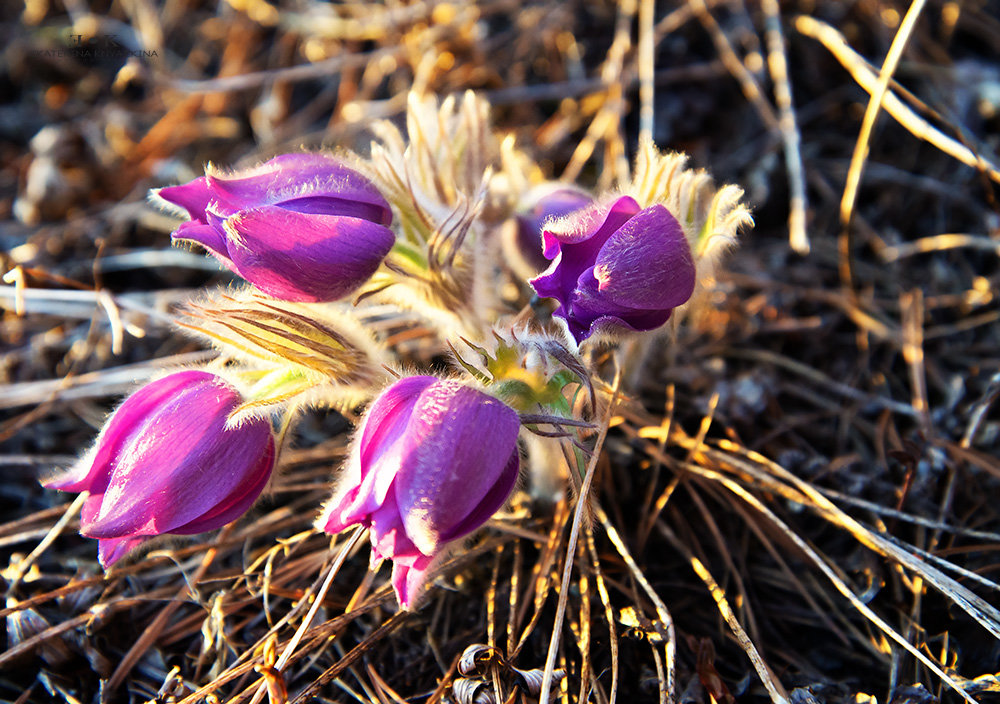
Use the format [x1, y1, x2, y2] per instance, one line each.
[515, 185, 592, 273]
[319, 376, 520, 609]
[155, 153, 395, 302]
[529, 195, 696, 345]
[44, 370, 275, 567]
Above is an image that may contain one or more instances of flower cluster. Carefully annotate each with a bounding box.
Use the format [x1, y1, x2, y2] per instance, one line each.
[46, 92, 749, 609]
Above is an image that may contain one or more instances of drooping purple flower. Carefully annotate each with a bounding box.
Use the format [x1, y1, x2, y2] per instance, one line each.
[514, 185, 592, 273]
[319, 376, 520, 608]
[529, 195, 696, 345]
[44, 371, 276, 567]
[155, 153, 395, 302]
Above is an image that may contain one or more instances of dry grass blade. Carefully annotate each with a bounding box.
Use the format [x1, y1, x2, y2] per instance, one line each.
[878, 233, 1000, 261]
[247, 527, 364, 704]
[593, 504, 676, 704]
[169, 44, 412, 94]
[724, 497, 851, 647]
[103, 529, 230, 700]
[671, 440, 996, 702]
[712, 468, 977, 704]
[288, 614, 410, 704]
[538, 369, 621, 704]
[795, 14, 1000, 183]
[713, 442, 1000, 640]
[687, 0, 779, 132]
[0, 351, 215, 411]
[573, 561, 592, 704]
[900, 289, 930, 433]
[638, 0, 655, 143]
[511, 498, 571, 660]
[0, 611, 93, 667]
[3, 493, 85, 596]
[839, 0, 927, 232]
[584, 528, 618, 704]
[560, 0, 634, 187]
[761, 0, 809, 255]
[656, 520, 789, 704]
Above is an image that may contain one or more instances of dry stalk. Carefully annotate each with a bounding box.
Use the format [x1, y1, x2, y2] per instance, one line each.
[538, 368, 621, 704]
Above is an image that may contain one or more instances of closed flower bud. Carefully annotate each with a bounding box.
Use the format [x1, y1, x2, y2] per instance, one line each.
[529, 195, 696, 345]
[319, 376, 520, 608]
[44, 371, 276, 567]
[155, 153, 395, 302]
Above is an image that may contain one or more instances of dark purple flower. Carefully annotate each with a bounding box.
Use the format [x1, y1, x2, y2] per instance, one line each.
[44, 371, 275, 567]
[155, 153, 395, 302]
[319, 376, 520, 608]
[514, 186, 592, 273]
[529, 195, 696, 344]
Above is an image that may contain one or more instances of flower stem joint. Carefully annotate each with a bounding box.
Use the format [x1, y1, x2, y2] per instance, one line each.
[318, 376, 521, 608]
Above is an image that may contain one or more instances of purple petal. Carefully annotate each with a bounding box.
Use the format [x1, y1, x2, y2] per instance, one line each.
[171, 433, 275, 534]
[280, 196, 390, 225]
[45, 371, 210, 495]
[517, 187, 592, 272]
[83, 377, 274, 539]
[530, 196, 641, 304]
[559, 271, 678, 344]
[562, 307, 674, 345]
[319, 376, 434, 534]
[356, 377, 436, 471]
[593, 308, 674, 336]
[390, 552, 434, 609]
[98, 536, 147, 567]
[155, 177, 212, 222]
[206, 154, 392, 225]
[526, 259, 565, 302]
[319, 484, 364, 536]
[592, 205, 695, 310]
[540, 195, 640, 256]
[395, 381, 521, 556]
[368, 488, 419, 560]
[79, 492, 104, 533]
[439, 448, 519, 543]
[171, 220, 234, 268]
[224, 206, 395, 302]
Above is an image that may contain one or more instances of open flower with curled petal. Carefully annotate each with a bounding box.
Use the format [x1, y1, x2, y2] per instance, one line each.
[529, 195, 696, 345]
[44, 371, 276, 567]
[318, 376, 521, 608]
[155, 153, 395, 302]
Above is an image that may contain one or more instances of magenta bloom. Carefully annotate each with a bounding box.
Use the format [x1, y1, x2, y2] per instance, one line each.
[319, 376, 520, 608]
[529, 195, 696, 344]
[44, 371, 276, 567]
[155, 153, 395, 302]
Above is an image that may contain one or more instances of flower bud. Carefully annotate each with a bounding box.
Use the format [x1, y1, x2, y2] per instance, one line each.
[529, 195, 696, 345]
[154, 153, 395, 302]
[319, 376, 520, 608]
[44, 371, 276, 567]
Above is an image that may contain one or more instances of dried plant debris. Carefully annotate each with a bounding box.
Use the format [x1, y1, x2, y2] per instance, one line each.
[3, 1, 1000, 704]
